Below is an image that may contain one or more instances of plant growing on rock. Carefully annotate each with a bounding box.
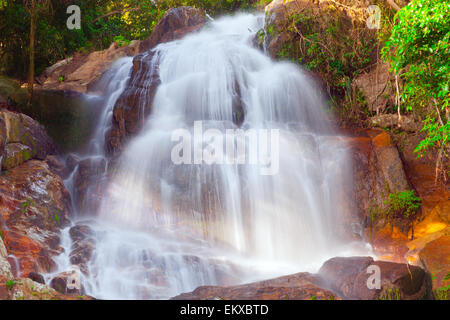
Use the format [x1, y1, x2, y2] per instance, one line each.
[385, 190, 421, 220]
[384, 190, 422, 238]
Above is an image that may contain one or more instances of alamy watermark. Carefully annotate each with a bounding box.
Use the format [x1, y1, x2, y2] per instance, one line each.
[66, 5, 81, 30]
[367, 5, 381, 30]
[367, 265, 381, 290]
[171, 121, 280, 176]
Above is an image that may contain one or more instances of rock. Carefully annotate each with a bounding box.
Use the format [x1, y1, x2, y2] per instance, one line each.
[369, 114, 422, 132]
[50, 267, 83, 295]
[419, 235, 450, 290]
[106, 7, 206, 156]
[68, 225, 95, 274]
[139, 6, 207, 52]
[172, 272, 339, 300]
[372, 131, 410, 193]
[0, 237, 13, 281]
[72, 157, 107, 213]
[40, 41, 140, 94]
[336, 129, 424, 261]
[353, 62, 396, 114]
[0, 110, 58, 162]
[1, 143, 32, 170]
[27, 272, 45, 284]
[0, 277, 92, 300]
[44, 155, 66, 177]
[318, 256, 432, 300]
[0, 160, 71, 276]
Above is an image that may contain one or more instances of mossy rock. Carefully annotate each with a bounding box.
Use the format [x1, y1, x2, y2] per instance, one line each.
[1, 143, 32, 170]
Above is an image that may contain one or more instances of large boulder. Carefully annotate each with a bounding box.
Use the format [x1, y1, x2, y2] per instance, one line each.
[139, 6, 206, 52]
[106, 7, 207, 156]
[50, 267, 84, 296]
[318, 256, 432, 300]
[0, 160, 71, 276]
[40, 41, 140, 94]
[372, 131, 410, 193]
[172, 272, 339, 300]
[0, 110, 58, 162]
[419, 235, 450, 292]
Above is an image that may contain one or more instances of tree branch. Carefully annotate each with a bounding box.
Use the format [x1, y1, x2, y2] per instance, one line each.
[93, 7, 140, 24]
[385, 0, 401, 12]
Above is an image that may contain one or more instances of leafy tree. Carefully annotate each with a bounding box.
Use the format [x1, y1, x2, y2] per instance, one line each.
[23, 0, 52, 103]
[382, 0, 450, 182]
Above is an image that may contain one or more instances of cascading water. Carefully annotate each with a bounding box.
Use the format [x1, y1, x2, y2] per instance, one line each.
[58, 13, 367, 300]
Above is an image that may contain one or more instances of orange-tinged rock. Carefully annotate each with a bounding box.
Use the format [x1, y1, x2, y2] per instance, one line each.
[172, 272, 339, 300]
[0, 160, 71, 276]
[370, 225, 409, 263]
[2, 230, 56, 277]
[419, 235, 450, 290]
[372, 131, 393, 148]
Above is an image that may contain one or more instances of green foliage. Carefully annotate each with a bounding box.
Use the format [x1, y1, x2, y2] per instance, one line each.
[378, 287, 401, 300]
[21, 198, 33, 214]
[6, 280, 17, 290]
[444, 272, 450, 281]
[0, 1, 258, 78]
[384, 190, 422, 220]
[382, 0, 449, 161]
[273, 6, 378, 123]
[113, 35, 131, 47]
[435, 285, 450, 300]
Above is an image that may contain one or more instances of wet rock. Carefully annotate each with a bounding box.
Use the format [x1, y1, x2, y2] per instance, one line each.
[0, 110, 58, 162]
[0, 160, 71, 276]
[1, 143, 32, 170]
[139, 6, 206, 52]
[319, 256, 432, 300]
[172, 272, 339, 300]
[69, 225, 95, 274]
[73, 157, 107, 213]
[27, 272, 45, 284]
[44, 155, 65, 177]
[50, 268, 83, 295]
[107, 7, 206, 156]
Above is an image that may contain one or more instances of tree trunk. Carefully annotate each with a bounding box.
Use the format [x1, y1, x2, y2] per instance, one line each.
[27, 0, 36, 104]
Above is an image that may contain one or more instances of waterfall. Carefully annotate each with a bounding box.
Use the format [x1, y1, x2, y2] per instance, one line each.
[60, 13, 362, 300]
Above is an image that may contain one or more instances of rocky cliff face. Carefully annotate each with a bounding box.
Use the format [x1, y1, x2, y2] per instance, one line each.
[0, 107, 92, 300]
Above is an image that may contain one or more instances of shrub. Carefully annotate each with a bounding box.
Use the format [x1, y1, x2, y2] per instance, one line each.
[385, 190, 422, 220]
[382, 0, 449, 181]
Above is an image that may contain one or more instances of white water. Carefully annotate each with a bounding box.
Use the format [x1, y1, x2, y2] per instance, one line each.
[57, 13, 367, 300]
